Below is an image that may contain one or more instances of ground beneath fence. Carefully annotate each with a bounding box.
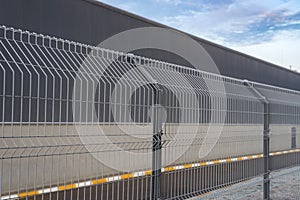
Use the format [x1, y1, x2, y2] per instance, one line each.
[193, 166, 300, 199]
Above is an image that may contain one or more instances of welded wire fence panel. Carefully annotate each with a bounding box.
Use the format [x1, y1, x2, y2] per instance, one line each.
[0, 25, 300, 200]
[161, 77, 265, 199]
[0, 26, 157, 200]
[253, 83, 300, 199]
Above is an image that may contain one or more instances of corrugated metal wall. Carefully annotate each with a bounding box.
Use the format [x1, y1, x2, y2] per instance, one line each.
[0, 0, 299, 91]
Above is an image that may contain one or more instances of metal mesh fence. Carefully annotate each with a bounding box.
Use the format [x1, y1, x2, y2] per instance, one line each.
[253, 83, 300, 200]
[0, 25, 299, 200]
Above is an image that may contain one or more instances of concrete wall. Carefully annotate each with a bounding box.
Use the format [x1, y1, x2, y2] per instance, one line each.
[1, 123, 298, 194]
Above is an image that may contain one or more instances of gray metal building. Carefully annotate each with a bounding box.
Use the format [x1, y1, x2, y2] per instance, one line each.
[1, 0, 299, 91]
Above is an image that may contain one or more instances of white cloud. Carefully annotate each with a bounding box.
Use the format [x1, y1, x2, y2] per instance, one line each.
[232, 29, 300, 72]
[154, 0, 182, 5]
[159, 0, 300, 70]
[161, 3, 260, 41]
[98, 0, 300, 71]
[161, 1, 287, 38]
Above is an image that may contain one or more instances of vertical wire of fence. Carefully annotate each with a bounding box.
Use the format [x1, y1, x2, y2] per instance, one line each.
[0, 25, 300, 200]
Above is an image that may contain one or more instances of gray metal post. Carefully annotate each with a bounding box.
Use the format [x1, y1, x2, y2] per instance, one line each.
[263, 102, 270, 200]
[244, 80, 270, 200]
[136, 64, 164, 199]
[292, 127, 297, 149]
[151, 84, 163, 200]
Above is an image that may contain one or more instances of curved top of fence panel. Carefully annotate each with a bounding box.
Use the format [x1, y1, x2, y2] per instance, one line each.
[253, 82, 300, 106]
[0, 25, 259, 95]
[0, 24, 299, 125]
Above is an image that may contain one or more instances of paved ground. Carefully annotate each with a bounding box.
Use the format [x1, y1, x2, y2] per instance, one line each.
[200, 166, 300, 200]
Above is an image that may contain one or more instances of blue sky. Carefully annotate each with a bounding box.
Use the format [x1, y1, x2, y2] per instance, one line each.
[99, 0, 300, 71]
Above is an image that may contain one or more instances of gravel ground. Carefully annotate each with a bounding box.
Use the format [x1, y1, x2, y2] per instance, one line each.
[192, 166, 300, 200]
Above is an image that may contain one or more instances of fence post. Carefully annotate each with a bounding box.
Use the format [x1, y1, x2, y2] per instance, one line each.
[151, 83, 163, 200]
[244, 80, 270, 200]
[263, 102, 270, 200]
[291, 127, 297, 149]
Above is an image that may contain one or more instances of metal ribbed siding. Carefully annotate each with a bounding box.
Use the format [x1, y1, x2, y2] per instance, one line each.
[0, 0, 299, 91]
